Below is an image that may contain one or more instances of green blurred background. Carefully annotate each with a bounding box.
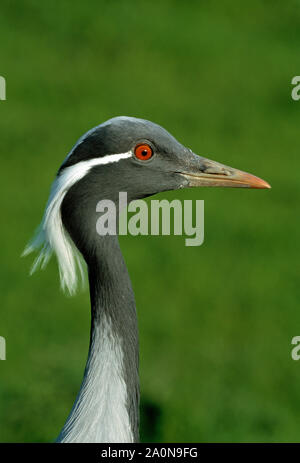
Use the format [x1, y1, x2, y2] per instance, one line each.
[1, 0, 300, 443]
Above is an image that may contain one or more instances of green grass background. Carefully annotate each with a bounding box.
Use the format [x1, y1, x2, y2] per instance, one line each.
[1, 0, 300, 442]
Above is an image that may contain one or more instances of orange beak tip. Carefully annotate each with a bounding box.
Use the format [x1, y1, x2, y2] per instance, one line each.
[238, 172, 271, 189]
[251, 178, 271, 190]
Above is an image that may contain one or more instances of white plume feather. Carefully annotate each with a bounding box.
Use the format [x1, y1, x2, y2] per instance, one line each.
[23, 151, 132, 295]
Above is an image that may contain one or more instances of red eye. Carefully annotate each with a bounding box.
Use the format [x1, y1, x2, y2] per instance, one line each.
[134, 144, 153, 161]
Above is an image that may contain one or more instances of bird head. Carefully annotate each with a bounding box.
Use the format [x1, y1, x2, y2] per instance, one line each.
[60, 116, 270, 200]
[24, 116, 270, 294]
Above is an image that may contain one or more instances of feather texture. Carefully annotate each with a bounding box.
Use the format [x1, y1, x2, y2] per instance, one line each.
[23, 152, 132, 294]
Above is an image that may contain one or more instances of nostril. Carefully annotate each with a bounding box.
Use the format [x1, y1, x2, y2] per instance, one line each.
[204, 166, 231, 176]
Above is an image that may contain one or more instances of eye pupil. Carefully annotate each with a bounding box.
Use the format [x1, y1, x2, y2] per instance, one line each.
[142, 150, 148, 156]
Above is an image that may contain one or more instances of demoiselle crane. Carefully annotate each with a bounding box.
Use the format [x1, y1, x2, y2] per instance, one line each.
[23, 116, 270, 442]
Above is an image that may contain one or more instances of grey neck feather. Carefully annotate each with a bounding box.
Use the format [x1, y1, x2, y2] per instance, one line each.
[56, 235, 139, 443]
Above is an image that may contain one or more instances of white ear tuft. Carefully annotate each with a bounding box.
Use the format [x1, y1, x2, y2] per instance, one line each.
[23, 151, 132, 295]
[22, 169, 86, 296]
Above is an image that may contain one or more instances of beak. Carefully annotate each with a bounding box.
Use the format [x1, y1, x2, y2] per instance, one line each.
[178, 153, 271, 189]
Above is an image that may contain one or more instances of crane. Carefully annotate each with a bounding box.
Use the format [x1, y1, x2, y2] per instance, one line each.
[23, 116, 270, 442]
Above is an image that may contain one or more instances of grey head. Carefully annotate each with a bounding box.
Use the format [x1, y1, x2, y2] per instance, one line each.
[24, 116, 270, 294]
[59, 116, 270, 260]
[60, 115, 270, 197]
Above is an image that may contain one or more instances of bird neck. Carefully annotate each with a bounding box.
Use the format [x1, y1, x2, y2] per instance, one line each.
[57, 235, 139, 443]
